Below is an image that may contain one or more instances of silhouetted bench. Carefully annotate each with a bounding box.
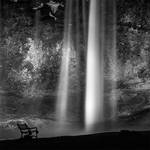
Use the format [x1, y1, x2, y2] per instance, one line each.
[17, 123, 39, 139]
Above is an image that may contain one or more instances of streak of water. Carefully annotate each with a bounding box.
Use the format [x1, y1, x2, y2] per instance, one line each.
[56, 0, 73, 126]
[104, 0, 117, 120]
[85, 0, 105, 130]
[85, 0, 117, 130]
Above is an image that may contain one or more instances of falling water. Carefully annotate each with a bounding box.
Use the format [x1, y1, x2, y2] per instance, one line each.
[56, 0, 117, 131]
[85, 0, 117, 130]
[85, 0, 105, 130]
[0, 0, 2, 114]
[56, 0, 73, 125]
[82, 0, 88, 44]
[106, 0, 117, 120]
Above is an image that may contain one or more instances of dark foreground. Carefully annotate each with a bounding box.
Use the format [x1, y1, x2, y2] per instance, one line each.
[1, 130, 150, 150]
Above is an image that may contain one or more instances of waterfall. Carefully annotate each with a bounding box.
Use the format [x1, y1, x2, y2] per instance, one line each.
[85, 0, 105, 130]
[56, 0, 73, 125]
[85, 0, 117, 130]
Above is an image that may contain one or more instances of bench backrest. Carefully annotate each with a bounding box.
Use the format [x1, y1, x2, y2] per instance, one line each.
[17, 123, 29, 131]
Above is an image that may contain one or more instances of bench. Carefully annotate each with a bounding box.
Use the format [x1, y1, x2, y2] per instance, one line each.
[17, 123, 39, 139]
